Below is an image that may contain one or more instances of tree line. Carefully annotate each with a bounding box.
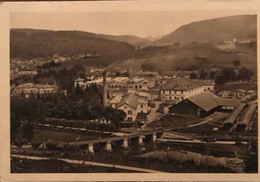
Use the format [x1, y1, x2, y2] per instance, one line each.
[189, 66, 254, 85]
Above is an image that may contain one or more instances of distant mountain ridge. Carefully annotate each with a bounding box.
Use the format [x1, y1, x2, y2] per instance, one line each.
[152, 15, 256, 46]
[10, 29, 136, 59]
[98, 34, 149, 46]
[10, 14, 257, 71]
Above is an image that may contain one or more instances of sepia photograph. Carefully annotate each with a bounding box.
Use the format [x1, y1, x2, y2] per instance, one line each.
[0, 0, 259, 181]
[9, 10, 258, 174]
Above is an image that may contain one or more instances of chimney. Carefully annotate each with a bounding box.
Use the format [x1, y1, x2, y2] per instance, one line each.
[103, 71, 107, 108]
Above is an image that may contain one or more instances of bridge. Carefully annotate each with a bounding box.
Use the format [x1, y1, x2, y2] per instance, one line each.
[68, 129, 164, 154]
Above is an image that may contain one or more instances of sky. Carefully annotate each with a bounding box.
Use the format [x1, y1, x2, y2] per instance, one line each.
[10, 11, 255, 38]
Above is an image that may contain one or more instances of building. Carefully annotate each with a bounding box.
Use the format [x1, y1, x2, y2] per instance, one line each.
[169, 91, 241, 118]
[218, 38, 237, 50]
[74, 76, 155, 91]
[160, 78, 207, 103]
[17, 69, 38, 75]
[106, 93, 149, 123]
[74, 77, 106, 89]
[236, 103, 257, 131]
[117, 93, 149, 122]
[107, 95, 123, 108]
[12, 83, 58, 98]
[201, 80, 215, 91]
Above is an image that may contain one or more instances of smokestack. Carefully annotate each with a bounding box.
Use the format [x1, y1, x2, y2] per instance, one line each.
[103, 71, 107, 108]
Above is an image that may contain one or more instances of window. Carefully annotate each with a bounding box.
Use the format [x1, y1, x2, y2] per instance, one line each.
[169, 91, 171, 94]
[141, 110, 143, 113]
[127, 117, 132, 121]
[141, 104, 143, 108]
[128, 110, 132, 115]
[181, 91, 183, 94]
[169, 96, 172, 100]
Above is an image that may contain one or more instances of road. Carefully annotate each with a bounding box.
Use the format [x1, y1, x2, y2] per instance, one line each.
[11, 154, 167, 173]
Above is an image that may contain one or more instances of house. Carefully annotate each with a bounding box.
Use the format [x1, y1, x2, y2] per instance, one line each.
[160, 78, 206, 103]
[74, 77, 107, 89]
[74, 76, 155, 91]
[107, 95, 123, 108]
[169, 91, 241, 118]
[113, 93, 149, 123]
[218, 38, 237, 50]
[201, 80, 215, 91]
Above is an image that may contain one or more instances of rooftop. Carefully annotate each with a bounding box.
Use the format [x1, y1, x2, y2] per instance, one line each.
[187, 91, 241, 112]
[160, 78, 203, 91]
[188, 91, 220, 112]
[117, 93, 141, 109]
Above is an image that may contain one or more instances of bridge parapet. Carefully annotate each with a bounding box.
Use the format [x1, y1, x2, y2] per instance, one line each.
[152, 133, 157, 142]
[105, 141, 113, 152]
[122, 138, 129, 150]
[88, 143, 95, 154]
[138, 136, 145, 146]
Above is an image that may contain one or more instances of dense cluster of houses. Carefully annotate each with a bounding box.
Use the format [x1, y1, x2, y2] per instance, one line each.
[10, 53, 100, 77]
[74, 73, 228, 124]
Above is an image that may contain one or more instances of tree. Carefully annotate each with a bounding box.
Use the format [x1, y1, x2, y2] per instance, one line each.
[189, 73, 198, 79]
[46, 142, 58, 150]
[74, 82, 83, 96]
[215, 76, 225, 85]
[22, 122, 34, 140]
[233, 59, 241, 67]
[209, 71, 215, 80]
[199, 69, 208, 80]
[237, 67, 254, 81]
[222, 68, 236, 82]
[104, 107, 126, 127]
[32, 142, 41, 149]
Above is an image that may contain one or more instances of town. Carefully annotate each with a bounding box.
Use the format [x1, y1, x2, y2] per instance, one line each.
[11, 57, 257, 173]
[10, 14, 258, 173]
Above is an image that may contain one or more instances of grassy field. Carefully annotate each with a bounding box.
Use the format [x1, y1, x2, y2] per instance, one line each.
[32, 129, 100, 143]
